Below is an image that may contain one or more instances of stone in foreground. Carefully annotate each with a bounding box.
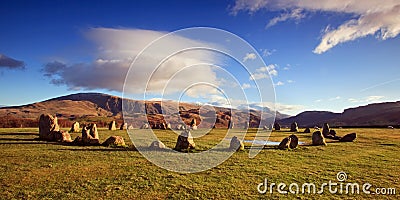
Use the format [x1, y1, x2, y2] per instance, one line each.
[278, 137, 291, 150]
[339, 133, 357, 142]
[103, 136, 126, 147]
[149, 141, 166, 150]
[38, 114, 60, 140]
[229, 136, 244, 151]
[312, 131, 326, 146]
[174, 130, 195, 151]
[289, 134, 299, 149]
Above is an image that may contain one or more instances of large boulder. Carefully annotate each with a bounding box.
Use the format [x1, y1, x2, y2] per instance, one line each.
[38, 114, 60, 140]
[229, 136, 244, 151]
[278, 137, 291, 150]
[108, 121, 117, 131]
[290, 122, 298, 132]
[312, 131, 326, 146]
[69, 122, 80, 133]
[304, 127, 311, 133]
[149, 140, 166, 150]
[274, 122, 281, 131]
[128, 125, 134, 130]
[339, 133, 357, 142]
[102, 136, 126, 147]
[174, 130, 195, 151]
[53, 131, 72, 143]
[322, 123, 330, 137]
[289, 134, 299, 149]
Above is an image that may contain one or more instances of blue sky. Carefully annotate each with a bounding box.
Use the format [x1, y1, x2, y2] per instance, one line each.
[0, 0, 399, 115]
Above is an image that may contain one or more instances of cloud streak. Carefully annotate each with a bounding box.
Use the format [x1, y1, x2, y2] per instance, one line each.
[0, 54, 25, 69]
[231, 0, 400, 53]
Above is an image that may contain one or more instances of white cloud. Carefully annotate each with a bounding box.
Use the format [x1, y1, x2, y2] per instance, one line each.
[241, 83, 251, 89]
[274, 81, 284, 86]
[329, 96, 341, 101]
[243, 52, 257, 62]
[348, 95, 385, 103]
[43, 28, 222, 97]
[287, 80, 294, 83]
[315, 99, 322, 103]
[231, 0, 400, 53]
[266, 8, 305, 28]
[250, 64, 278, 80]
[365, 95, 385, 102]
[260, 48, 276, 57]
[249, 72, 269, 80]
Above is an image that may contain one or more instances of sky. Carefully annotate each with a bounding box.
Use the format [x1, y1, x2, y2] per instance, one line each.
[0, 0, 399, 115]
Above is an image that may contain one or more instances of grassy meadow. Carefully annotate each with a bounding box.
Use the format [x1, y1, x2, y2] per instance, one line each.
[0, 127, 399, 199]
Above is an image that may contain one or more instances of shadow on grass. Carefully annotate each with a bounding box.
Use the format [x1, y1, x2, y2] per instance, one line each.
[55, 147, 137, 152]
[0, 138, 38, 141]
[0, 132, 38, 136]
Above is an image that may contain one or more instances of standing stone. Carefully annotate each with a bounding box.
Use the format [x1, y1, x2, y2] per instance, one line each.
[190, 118, 196, 127]
[102, 136, 125, 147]
[190, 119, 197, 130]
[38, 114, 60, 140]
[69, 122, 80, 133]
[289, 134, 299, 149]
[120, 122, 128, 130]
[81, 123, 100, 145]
[329, 129, 337, 136]
[166, 123, 171, 129]
[312, 131, 326, 146]
[174, 130, 195, 151]
[141, 123, 149, 129]
[278, 137, 291, 150]
[304, 127, 311, 133]
[339, 133, 357, 142]
[229, 136, 244, 151]
[290, 122, 298, 132]
[108, 121, 117, 131]
[228, 120, 234, 129]
[149, 140, 166, 150]
[322, 123, 330, 137]
[269, 124, 273, 130]
[274, 122, 281, 131]
[159, 123, 166, 130]
[244, 122, 249, 129]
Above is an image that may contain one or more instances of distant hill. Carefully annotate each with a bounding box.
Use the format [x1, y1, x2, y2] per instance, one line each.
[0, 93, 285, 128]
[278, 101, 400, 127]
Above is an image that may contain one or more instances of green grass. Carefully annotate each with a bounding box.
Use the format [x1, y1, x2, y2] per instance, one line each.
[0, 128, 399, 199]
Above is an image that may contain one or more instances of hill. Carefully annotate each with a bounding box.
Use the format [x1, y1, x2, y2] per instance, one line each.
[0, 93, 285, 128]
[278, 101, 400, 127]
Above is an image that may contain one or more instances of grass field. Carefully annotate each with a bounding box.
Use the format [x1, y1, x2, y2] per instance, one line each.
[0, 127, 399, 199]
